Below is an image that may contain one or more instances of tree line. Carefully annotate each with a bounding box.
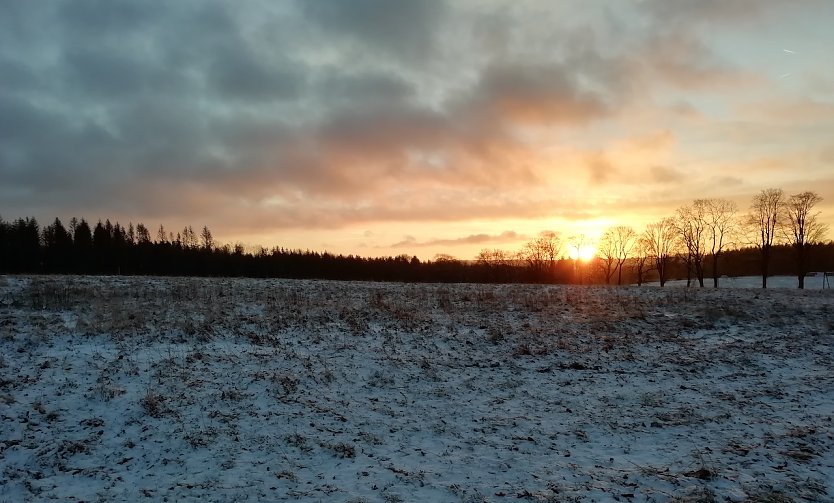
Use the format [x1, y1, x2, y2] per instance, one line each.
[0, 189, 830, 285]
[479, 188, 829, 289]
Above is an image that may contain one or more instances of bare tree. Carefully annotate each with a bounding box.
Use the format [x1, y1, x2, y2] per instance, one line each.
[613, 226, 636, 286]
[705, 198, 738, 288]
[477, 248, 512, 267]
[598, 226, 636, 285]
[476, 248, 493, 266]
[477, 248, 514, 282]
[596, 232, 618, 285]
[644, 218, 677, 287]
[519, 232, 562, 280]
[631, 235, 651, 286]
[675, 200, 709, 287]
[784, 191, 828, 289]
[748, 188, 784, 288]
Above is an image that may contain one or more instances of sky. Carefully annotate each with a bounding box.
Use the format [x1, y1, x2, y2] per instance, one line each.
[2, 0, 833, 260]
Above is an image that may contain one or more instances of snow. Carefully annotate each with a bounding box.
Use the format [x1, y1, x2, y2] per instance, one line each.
[1, 275, 833, 502]
[646, 274, 831, 289]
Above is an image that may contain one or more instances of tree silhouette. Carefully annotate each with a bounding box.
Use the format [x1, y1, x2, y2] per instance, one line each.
[784, 191, 828, 289]
[598, 226, 636, 285]
[644, 218, 677, 287]
[675, 200, 708, 287]
[42, 218, 73, 273]
[705, 199, 737, 288]
[73, 219, 93, 273]
[748, 188, 784, 288]
[200, 226, 214, 251]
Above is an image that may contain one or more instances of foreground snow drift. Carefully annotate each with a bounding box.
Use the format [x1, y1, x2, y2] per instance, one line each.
[1, 276, 833, 502]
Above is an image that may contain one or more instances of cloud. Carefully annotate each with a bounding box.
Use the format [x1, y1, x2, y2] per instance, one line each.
[649, 166, 684, 184]
[0, 1, 650, 216]
[587, 155, 616, 184]
[0, 0, 831, 246]
[390, 231, 523, 249]
[469, 62, 613, 125]
[712, 175, 744, 187]
[638, 0, 827, 26]
[206, 47, 304, 102]
[300, 0, 447, 60]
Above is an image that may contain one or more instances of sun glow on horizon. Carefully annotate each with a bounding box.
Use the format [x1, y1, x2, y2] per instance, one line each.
[567, 244, 596, 262]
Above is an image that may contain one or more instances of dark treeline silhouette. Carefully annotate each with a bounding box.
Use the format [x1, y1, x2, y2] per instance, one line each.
[1, 215, 832, 284]
[0, 216, 546, 282]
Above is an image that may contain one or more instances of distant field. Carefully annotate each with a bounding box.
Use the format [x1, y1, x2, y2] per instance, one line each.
[1, 276, 833, 502]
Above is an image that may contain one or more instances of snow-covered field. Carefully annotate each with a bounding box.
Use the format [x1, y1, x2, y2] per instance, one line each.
[646, 275, 832, 290]
[1, 276, 833, 502]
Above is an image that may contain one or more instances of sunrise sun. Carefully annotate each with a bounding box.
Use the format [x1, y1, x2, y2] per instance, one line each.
[568, 244, 597, 261]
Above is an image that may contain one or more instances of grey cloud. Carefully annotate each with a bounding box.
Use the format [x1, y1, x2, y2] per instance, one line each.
[63, 48, 164, 99]
[316, 71, 414, 109]
[58, 0, 158, 36]
[390, 231, 523, 249]
[588, 156, 617, 184]
[300, 0, 446, 59]
[713, 176, 744, 187]
[206, 44, 305, 102]
[0, 57, 40, 92]
[650, 166, 685, 184]
[470, 61, 613, 125]
[0, 0, 621, 216]
[0, 95, 56, 144]
[639, 0, 827, 26]
[640, 31, 748, 90]
[315, 104, 449, 154]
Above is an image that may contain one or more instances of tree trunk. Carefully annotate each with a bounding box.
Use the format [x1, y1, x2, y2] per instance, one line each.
[797, 244, 806, 289]
[712, 254, 720, 288]
[761, 247, 769, 289]
[658, 258, 666, 287]
[695, 258, 704, 287]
